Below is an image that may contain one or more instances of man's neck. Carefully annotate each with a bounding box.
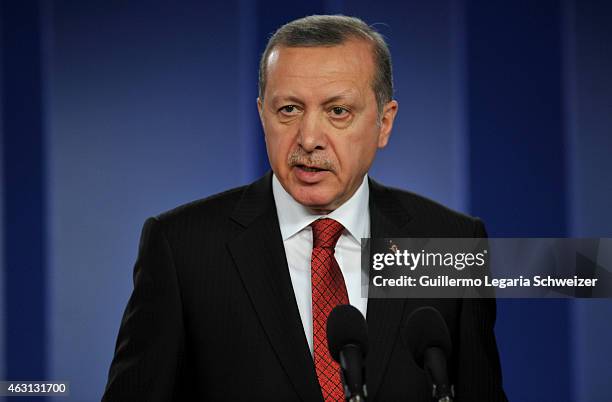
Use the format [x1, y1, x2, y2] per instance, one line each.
[271, 173, 370, 242]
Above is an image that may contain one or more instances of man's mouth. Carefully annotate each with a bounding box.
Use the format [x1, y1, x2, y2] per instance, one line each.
[292, 163, 331, 184]
[296, 164, 326, 172]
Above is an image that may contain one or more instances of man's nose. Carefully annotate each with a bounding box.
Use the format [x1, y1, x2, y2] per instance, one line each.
[297, 111, 327, 152]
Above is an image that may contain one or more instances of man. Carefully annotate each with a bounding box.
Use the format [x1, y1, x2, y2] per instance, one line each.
[103, 15, 506, 401]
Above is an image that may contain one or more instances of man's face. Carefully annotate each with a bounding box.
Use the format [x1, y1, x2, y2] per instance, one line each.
[258, 40, 398, 213]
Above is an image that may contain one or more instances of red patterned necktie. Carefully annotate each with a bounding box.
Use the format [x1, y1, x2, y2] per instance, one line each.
[311, 218, 348, 401]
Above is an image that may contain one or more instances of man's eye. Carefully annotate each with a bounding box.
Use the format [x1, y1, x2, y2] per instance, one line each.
[279, 105, 300, 115]
[330, 106, 349, 117]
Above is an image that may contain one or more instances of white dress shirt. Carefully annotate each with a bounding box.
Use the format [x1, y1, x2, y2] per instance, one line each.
[272, 174, 370, 354]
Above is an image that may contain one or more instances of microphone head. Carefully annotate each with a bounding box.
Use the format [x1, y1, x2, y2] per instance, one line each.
[404, 306, 452, 368]
[327, 304, 369, 362]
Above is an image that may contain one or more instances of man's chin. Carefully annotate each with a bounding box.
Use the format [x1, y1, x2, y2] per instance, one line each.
[289, 189, 338, 214]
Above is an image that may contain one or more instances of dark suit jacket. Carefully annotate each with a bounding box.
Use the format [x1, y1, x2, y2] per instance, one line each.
[103, 172, 507, 401]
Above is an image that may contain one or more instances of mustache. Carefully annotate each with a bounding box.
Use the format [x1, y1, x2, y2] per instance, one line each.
[287, 150, 335, 171]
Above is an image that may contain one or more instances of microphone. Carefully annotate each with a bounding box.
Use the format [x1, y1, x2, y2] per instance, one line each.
[327, 304, 369, 402]
[404, 306, 454, 402]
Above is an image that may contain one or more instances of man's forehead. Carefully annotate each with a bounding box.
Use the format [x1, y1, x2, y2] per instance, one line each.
[266, 62, 368, 105]
[264, 41, 375, 97]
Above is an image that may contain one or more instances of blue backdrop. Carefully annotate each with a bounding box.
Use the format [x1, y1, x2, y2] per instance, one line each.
[1, 1, 611, 401]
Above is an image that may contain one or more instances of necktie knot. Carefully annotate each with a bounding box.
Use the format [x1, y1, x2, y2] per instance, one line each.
[311, 218, 344, 249]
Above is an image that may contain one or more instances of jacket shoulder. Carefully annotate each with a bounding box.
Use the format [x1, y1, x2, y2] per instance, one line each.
[375, 182, 486, 236]
[155, 184, 247, 228]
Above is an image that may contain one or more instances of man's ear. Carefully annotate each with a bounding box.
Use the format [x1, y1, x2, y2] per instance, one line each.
[257, 97, 263, 121]
[377, 100, 398, 148]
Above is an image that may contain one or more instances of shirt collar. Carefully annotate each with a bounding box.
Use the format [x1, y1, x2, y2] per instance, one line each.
[272, 173, 370, 243]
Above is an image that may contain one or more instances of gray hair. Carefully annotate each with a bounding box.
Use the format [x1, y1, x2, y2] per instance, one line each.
[258, 15, 394, 115]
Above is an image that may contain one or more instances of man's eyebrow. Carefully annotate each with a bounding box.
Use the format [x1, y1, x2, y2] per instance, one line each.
[269, 95, 304, 105]
[321, 90, 358, 104]
[269, 90, 358, 106]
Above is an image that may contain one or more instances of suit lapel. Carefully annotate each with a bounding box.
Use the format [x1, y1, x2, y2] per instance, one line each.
[366, 179, 412, 401]
[227, 173, 322, 402]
